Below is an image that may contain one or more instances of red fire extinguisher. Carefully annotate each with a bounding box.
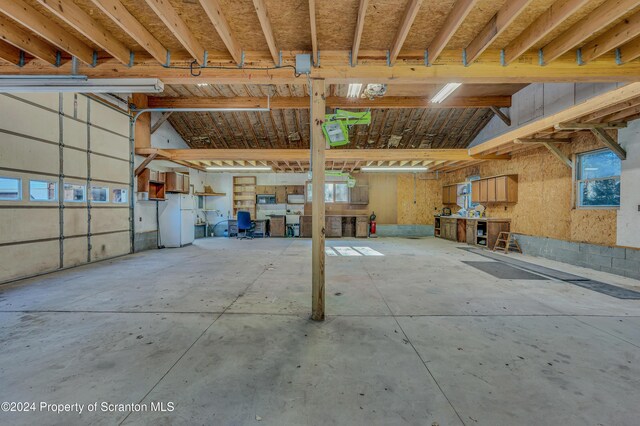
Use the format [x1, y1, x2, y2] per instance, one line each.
[369, 212, 377, 238]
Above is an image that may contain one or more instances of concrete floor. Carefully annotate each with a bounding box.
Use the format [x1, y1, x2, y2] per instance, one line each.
[1, 237, 639, 426]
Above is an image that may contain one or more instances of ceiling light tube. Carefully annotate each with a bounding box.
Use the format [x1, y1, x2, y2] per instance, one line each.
[205, 166, 273, 172]
[431, 83, 462, 103]
[347, 83, 363, 98]
[360, 166, 428, 172]
[0, 77, 164, 93]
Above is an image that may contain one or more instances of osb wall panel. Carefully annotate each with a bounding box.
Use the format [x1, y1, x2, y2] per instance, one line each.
[441, 132, 617, 246]
[396, 174, 441, 225]
[355, 173, 397, 224]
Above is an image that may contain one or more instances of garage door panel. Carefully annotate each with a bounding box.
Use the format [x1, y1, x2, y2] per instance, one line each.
[91, 101, 129, 136]
[63, 149, 88, 178]
[0, 209, 59, 244]
[91, 126, 128, 159]
[91, 232, 129, 261]
[91, 155, 129, 182]
[63, 93, 88, 123]
[64, 208, 88, 237]
[91, 209, 129, 234]
[0, 240, 59, 283]
[63, 117, 87, 150]
[12, 93, 59, 111]
[63, 237, 87, 268]
[0, 95, 58, 142]
[0, 133, 59, 173]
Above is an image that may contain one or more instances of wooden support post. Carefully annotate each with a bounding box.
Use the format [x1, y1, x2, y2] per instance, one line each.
[490, 106, 511, 126]
[591, 127, 627, 160]
[311, 78, 325, 321]
[132, 93, 151, 149]
[134, 150, 159, 176]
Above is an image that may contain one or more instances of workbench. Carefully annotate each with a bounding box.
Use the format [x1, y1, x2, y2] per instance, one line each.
[300, 215, 369, 238]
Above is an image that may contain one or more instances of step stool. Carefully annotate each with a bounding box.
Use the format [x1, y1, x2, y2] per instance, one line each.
[493, 232, 522, 254]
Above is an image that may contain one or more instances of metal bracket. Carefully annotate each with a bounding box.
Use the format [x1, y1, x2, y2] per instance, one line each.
[71, 57, 78, 75]
[203, 50, 208, 66]
[92, 51, 98, 67]
[55, 51, 62, 68]
[18, 51, 25, 67]
[424, 49, 429, 67]
[349, 50, 355, 68]
[165, 50, 171, 67]
[239, 51, 245, 68]
[576, 48, 583, 66]
[386, 50, 391, 67]
[615, 48, 622, 65]
[316, 50, 320, 67]
[462, 49, 467, 67]
[278, 50, 283, 68]
[500, 49, 506, 67]
[538, 49, 544, 66]
[128, 51, 134, 68]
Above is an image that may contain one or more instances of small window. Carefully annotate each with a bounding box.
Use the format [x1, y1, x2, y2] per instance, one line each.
[324, 183, 334, 203]
[90, 186, 109, 203]
[576, 149, 621, 208]
[307, 182, 351, 203]
[30, 180, 57, 201]
[334, 183, 349, 202]
[467, 175, 480, 209]
[0, 177, 21, 201]
[64, 183, 86, 202]
[112, 188, 128, 204]
[306, 183, 312, 202]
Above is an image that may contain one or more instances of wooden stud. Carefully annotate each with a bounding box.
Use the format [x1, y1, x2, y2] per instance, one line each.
[580, 10, 640, 64]
[199, 0, 243, 64]
[0, 0, 94, 65]
[37, 0, 130, 65]
[144, 0, 206, 64]
[465, 0, 533, 64]
[503, 0, 589, 65]
[89, 0, 168, 64]
[351, 0, 369, 66]
[542, 142, 573, 168]
[309, 0, 317, 66]
[0, 39, 22, 66]
[252, 0, 278, 65]
[151, 112, 173, 134]
[490, 106, 511, 126]
[591, 127, 627, 160]
[427, 0, 477, 64]
[0, 15, 58, 65]
[541, 0, 638, 64]
[389, 0, 424, 65]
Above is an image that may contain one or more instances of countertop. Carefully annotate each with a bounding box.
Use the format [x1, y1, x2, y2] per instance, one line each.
[436, 215, 511, 222]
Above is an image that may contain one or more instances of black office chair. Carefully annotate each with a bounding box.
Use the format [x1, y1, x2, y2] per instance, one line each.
[237, 211, 255, 239]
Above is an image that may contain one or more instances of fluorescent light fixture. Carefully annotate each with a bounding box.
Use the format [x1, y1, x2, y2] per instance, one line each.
[0, 76, 164, 93]
[206, 166, 272, 172]
[431, 83, 462, 103]
[197, 83, 209, 87]
[347, 83, 362, 98]
[361, 166, 428, 172]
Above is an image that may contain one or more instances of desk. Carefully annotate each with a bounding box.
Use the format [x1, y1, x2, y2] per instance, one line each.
[227, 219, 268, 238]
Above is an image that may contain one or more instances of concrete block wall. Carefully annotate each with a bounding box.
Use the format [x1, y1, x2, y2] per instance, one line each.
[515, 234, 640, 280]
[376, 225, 434, 237]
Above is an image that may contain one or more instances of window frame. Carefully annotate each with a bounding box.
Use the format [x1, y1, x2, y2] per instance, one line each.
[112, 188, 128, 204]
[63, 182, 86, 203]
[29, 179, 58, 202]
[575, 149, 621, 209]
[0, 176, 22, 201]
[90, 186, 109, 203]
[306, 182, 350, 204]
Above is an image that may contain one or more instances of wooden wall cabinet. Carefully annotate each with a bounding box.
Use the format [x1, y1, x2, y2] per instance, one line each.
[471, 180, 480, 204]
[275, 186, 287, 204]
[356, 216, 368, 237]
[470, 175, 518, 204]
[442, 184, 459, 205]
[350, 186, 369, 205]
[325, 216, 343, 237]
[137, 169, 166, 200]
[166, 172, 190, 194]
[269, 216, 286, 237]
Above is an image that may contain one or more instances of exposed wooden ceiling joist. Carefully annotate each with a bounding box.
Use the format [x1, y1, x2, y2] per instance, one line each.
[579, 10, 640, 64]
[37, 0, 130, 65]
[0, 15, 58, 65]
[0, 39, 22, 66]
[89, 0, 168, 64]
[502, 0, 590, 65]
[199, 0, 243, 65]
[618, 34, 640, 64]
[465, 0, 534, 65]
[252, 0, 278, 65]
[308, 0, 317, 66]
[541, 0, 638, 64]
[427, 0, 477, 65]
[144, 0, 206, 64]
[0, 0, 94, 65]
[389, 0, 423, 65]
[351, 0, 368, 66]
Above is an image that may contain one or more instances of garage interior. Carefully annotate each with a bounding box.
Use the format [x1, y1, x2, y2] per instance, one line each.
[0, 0, 640, 424]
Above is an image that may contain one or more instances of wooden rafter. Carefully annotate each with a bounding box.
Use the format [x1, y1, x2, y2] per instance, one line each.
[465, 0, 533, 64]
[503, 0, 589, 65]
[427, 0, 477, 65]
[541, 0, 638, 64]
[151, 112, 173, 134]
[37, 0, 130, 65]
[89, 0, 168, 64]
[199, 0, 242, 65]
[252, 0, 278, 65]
[618, 34, 640, 64]
[351, 0, 369, 66]
[389, 0, 423, 65]
[0, 39, 22, 66]
[580, 10, 640, 64]
[490, 106, 511, 126]
[0, 15, 58, 65]
[0, 0, 94, 65]
[309, 0, 317, 66]
[144, 0, 206, 64]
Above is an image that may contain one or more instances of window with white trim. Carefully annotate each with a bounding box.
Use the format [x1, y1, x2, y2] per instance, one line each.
[576, 149, 621, 208]
[29, 180, 57, 201]
[90, 186, 109, 203]
[112, 188, 128, 204]
[0, 177, 21, 201]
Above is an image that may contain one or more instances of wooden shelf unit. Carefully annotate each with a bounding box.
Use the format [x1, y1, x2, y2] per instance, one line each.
[233, 176, 257, 219]
[137, 169, 166, 201]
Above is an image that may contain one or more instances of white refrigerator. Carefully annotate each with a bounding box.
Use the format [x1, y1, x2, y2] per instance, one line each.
[159, 193, 195, 248]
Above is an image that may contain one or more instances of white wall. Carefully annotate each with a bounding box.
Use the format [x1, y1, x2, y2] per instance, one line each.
[617, 119, 640, 248]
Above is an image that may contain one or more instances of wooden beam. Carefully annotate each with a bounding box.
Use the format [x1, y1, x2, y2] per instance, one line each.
[580, 10, 640, 64]
[469, 82, 640, 155]
[618, 34, 640, 64]
[389, 0, 423, 65]
[132, 94, 151, 149]
[427, 0, 477, 64]
[0, 15, 58, 65]
[151, 111, 173, 134]
[591, 127, 627, 160]
[199, 0, 242, 65]
[0, 0, 94, 65]
[503, 0, 589, 65]
[351, 0, 369, 66]
[541, 0, 638, 64]
[252, 0, 278, 65]
[311, 78, 325, 321]
[309, 0, 317, 66]
[147, 95, 512, 109]
[490, 106, 511, 126]
[0, 39, 22, 66]
[465, 0, 533, 64]
[144, 0, 206, 64]
[514, 138, 572, 144]
[89, 0, 167, 64]
[555, 122, 627, 130]
[37, 0, 130, 65]
[134, 150, 159, 176]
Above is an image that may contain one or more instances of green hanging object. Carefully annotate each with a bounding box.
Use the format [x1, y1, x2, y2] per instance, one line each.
[324, 171, 357, 187]
[322, 109, 371, 147]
